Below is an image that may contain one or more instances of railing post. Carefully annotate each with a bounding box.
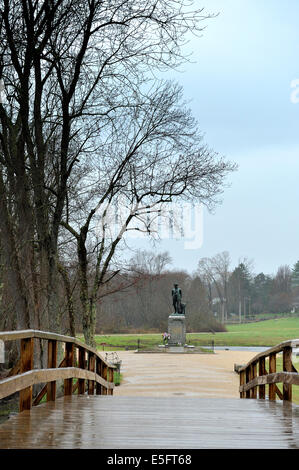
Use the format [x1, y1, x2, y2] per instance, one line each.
[108, 367, 114, 396]
[102, 362, 108, 395]
[47, 340, 57, 401]
[245, 367, 251, 398]
[269, 353, 276, 401]
[64, 342, 74, 395]
[88, 352, 95, 395]
[78, 347, 86, 394]
[240, 370, 245, 398]
[96, 358, 102, 395]
[250, 362, 257, 398]
[258, 357, 266, 399]
[283, 346, 293, 401]
[19, 337, 34, 412]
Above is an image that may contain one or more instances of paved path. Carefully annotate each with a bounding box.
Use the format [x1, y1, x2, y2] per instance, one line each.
[114, 350, 256, 397]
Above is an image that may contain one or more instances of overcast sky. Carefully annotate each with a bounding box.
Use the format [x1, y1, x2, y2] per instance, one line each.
[126, 0, 299, 277]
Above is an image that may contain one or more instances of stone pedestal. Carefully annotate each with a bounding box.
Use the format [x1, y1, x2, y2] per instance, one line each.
[168, 314, 186, 346]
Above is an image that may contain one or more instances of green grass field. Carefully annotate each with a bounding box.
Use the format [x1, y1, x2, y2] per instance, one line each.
[89, 317, 299, 351]
[189, 317, 299, 348]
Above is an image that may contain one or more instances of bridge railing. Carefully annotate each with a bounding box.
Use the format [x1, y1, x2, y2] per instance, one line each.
[238, 339, 299, 402]
[0, 329, 115, 412]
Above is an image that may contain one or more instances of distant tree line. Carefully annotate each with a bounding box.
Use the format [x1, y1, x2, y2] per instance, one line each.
[198, 252, 299, 323]
[92, 252, 299, 333]
[10, 248, 294, 337]
[1, 245, 298, 341]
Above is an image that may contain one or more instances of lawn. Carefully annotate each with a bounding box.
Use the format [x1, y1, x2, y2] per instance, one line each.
[92, 333, 161, 351]
[88, 317, 299, 351]
[189, 317, 299, 348]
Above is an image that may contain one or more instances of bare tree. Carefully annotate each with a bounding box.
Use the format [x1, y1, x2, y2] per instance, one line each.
[274, 265, 292, 293]
[130, 251, 172, 277]
[197, 252, 231, 323]
[0, 0, 216, 332]
[61, 82, 236, 344]
[210, 251, 231, 321]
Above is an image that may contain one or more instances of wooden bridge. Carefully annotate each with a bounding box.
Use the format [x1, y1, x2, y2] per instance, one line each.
[1, 330, 299, 449]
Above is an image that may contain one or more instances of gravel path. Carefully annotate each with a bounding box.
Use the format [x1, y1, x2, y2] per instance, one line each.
[113, 350, 257, 398]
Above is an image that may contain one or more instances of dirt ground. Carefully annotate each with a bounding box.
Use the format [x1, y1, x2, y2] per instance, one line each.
[113, 350, 257, 398]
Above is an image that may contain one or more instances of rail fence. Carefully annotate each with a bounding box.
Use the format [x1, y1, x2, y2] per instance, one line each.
[0, 329, 115, 412]
[238, 339, 299, 402]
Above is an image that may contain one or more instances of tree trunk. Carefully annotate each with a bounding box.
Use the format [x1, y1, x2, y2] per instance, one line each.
[57, 262, 76, 337]
[0, 174, 30, 330]
[239, 299, 242, 323]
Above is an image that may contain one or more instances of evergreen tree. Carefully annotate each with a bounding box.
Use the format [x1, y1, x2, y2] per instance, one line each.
[228, 263, 252, 321]
[291, 261, 299, 289]
[252, 273, 273, 314]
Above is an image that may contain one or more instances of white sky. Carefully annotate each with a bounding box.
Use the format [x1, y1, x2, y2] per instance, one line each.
[125, 0, 299, 277]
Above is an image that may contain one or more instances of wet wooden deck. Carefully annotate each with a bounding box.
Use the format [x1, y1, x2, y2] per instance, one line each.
[1, 395, 299, 449]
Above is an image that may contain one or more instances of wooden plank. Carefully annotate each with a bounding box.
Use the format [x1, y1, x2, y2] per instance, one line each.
[237, 339, 299, 373]
[78, 347, 86, 395]
[283, 346, 293, 401]
[275, 384, 283, 401]
[269, 353, 276, 401]
[258, 357, 266, 399]
[100, 360, 106, 395]
[95, 359, 101, 395]
[95, 371, 114, 390]
[0, 396, 298, 449]
[0, 367, 113, 399]
[245, 367, 251, 398]
[33, 357, 66, 406]
[102, 363, 108, 395]
[239, 370, 245, 398]
[7, 360, 21, 377]
[239, 371, 299, 394]
[64, 342, 74, 395]
[88, 352, 95, 395]
[19, 338, 34, 412]
[47, 340, 57, 402]
[0, 330, 35, 341]
[251, 362, 257, 399]
[0, 329, 71, 343]
[108, 367, 114, 396]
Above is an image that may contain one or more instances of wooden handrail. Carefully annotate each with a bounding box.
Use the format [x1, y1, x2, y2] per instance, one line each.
[0, 367, 114, 399]
[0, 329, 74, 342]
[0, 329, 112, 367]
[237, 339, 299, 373]
[0, 329, 116, 412]
[240, 372, 299, 394]
[237, 339, 299, 402]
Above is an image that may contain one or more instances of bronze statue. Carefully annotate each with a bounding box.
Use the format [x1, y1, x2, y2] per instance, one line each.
[172, 283, 184, 314]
